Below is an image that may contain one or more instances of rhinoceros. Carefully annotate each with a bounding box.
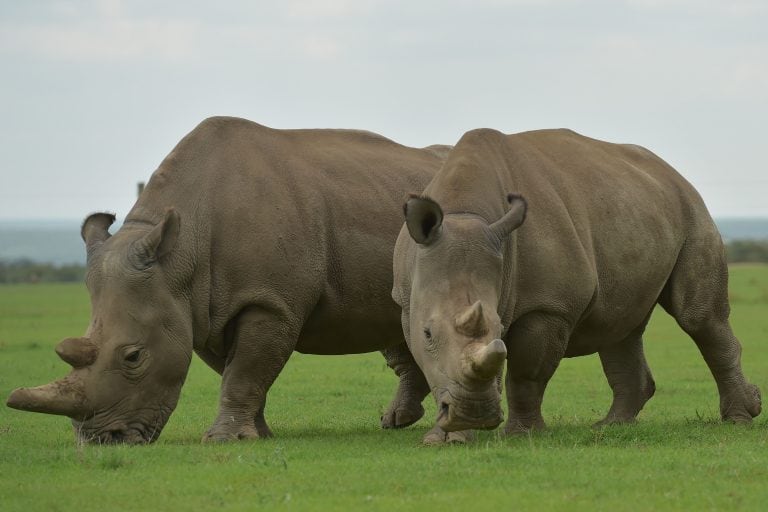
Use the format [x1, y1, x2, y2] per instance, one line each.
[6, 116, 449, 443]
[392, 127, 761, 445]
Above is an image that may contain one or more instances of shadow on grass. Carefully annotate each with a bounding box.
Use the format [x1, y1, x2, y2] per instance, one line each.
[154, 422, 429, 447]
[12, 405, 764, 454]
[472, 415, 767, 450]
[150, 413, 768, 452]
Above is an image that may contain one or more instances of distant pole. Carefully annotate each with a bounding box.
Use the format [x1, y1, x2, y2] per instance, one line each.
[137, 182, 145, 197]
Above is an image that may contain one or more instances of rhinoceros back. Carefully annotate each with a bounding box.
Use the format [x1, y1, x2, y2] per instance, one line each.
[421, 127, 718, 356]
[126, 117, 444, 355]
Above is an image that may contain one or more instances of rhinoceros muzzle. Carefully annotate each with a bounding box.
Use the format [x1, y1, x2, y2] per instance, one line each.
[69, 398, 174, 445]
[73, 420, 161, 445]
[6, 336, 170, 445]
[435, 387, 504, 432]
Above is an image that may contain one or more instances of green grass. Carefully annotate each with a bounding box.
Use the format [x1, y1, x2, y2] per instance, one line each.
[2, 266, 768, 511]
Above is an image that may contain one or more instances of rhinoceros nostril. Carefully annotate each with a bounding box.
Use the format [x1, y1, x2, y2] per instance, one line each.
[438, 401, 450, 422]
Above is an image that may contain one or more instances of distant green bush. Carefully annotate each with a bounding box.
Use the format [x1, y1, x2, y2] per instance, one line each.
[0, 259, 85, 284]
[725, 240, 768, 264]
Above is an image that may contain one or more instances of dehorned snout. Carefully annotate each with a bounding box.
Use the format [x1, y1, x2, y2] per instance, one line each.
[455, 300, 489, 337]
[463, 338, 507, 381]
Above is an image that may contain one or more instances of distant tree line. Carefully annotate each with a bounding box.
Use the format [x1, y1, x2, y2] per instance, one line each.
[725, 240, 768, 264]
[0, 259, 85, 284]
[1, 239, 768, 284]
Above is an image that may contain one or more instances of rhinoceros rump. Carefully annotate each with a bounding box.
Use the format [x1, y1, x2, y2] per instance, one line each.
[7, 117, 449, 443]
[392, 128, 761, 444]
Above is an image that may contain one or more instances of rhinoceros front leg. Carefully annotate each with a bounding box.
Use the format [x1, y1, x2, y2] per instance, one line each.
[380, 343, 429, 429]
[595, 328, 656, 426]
[381, 343, 476, 444]
[504, 312, 570, 435]
[202, 308, 297, 442]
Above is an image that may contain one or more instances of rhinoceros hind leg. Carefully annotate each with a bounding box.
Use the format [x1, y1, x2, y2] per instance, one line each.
[594, 324, 656, 427]
[380, 344, 429, 429]
[422, 425, 474, 445]
[202, 308, 297, 443]
[659, 236, 761, 423]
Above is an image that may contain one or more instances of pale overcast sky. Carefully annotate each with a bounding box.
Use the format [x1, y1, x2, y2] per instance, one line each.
[1, 0, 766, 219]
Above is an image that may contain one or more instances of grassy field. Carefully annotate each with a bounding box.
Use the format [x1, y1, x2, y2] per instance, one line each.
[1, 266, 767, 511]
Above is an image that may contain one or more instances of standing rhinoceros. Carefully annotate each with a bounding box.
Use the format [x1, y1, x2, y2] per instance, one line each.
[6, 116, 449, 443]
[393, 127, 761, 445]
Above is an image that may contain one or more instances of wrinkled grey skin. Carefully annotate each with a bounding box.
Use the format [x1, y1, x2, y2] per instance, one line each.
[393, 128, 761, 444]
[7, 117, 448, 444]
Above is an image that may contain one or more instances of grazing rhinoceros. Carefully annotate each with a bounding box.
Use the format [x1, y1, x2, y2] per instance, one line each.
[393, 127, 761, 445]
[6, 116, 449, 444]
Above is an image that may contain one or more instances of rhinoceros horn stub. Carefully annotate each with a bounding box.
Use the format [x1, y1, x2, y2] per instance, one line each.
[6, 375, 88, 419]
[56, 337, 98, 368]
[464, 339, 507, 381]
[455, 301, 489, 338]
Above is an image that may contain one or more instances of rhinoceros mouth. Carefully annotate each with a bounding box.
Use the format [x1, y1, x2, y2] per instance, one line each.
[75, 426, 150, 444]
[72, 405, 171, 445]
[73, 419, 164, 445]
[435, 388, 504, 432]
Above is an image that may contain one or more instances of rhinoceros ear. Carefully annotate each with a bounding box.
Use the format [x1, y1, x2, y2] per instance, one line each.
[81, 212, 116, 257]
[489, 193, 527, 240]
[129, 208, 181, 270]
[404, 195, 443, 245]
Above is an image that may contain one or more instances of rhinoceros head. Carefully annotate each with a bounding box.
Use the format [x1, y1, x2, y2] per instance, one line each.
[396, 194, 527, 432]
[6, 209, 193, 444]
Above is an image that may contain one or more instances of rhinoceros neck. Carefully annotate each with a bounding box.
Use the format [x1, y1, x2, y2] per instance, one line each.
[124, 197, 213, 351]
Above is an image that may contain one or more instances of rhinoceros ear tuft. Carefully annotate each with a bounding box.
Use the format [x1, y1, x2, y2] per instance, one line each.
[129, 208, 181, 270]
[404, 195, 443, 245]
[489, 193, 527, 240]
[81, 212, 116, 257]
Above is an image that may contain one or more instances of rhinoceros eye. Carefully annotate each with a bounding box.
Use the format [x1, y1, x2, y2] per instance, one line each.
[125, 349, 142, 363]
[423, 326, 440, 355]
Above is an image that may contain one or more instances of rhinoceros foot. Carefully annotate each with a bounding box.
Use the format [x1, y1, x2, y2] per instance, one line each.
[202, 421, 273, 443]
[381, 402, 425, 429]
[592, 416, 638, 428]
[421, 425, 474, 446]
[747, 383, 762, 417]
[503, 416, 546, 436]
[721, 382, 762, 424]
